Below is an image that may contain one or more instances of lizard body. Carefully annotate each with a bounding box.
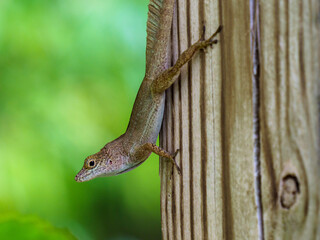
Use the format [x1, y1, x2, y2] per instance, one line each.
[75, 0, 221, 182]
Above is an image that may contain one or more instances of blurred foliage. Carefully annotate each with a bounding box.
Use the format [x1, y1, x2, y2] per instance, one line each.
[0, 214, 76, 240]
[0, 0, 162, 239]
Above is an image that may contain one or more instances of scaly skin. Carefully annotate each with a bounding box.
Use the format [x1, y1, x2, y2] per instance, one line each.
[75, 0, 222, 182]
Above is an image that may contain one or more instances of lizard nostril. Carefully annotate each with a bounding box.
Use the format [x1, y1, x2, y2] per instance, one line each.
[75, 175, 80, 182]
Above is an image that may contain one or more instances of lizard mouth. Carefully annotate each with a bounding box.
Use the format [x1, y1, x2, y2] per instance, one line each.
[74, 173, 84, 182]
[74, 168, 92, 182]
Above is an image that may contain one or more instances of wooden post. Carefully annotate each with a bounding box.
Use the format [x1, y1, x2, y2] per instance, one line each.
[160, 0, 320, 239]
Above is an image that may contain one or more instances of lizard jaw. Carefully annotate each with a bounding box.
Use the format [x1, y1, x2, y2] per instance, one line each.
[75, 166, 118, 182]
[74, 169, 88, 182]
[75, 168, 97, 182]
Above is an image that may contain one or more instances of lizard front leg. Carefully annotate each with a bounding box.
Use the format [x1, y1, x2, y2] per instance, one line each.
[151, 25, 222, 94]
[141, 143, 181, 175]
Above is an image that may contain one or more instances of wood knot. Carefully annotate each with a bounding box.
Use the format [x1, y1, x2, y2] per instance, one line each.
[280, 174, 300, 209]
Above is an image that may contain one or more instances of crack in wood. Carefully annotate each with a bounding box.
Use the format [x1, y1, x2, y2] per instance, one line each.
[250, 0, 264, 239]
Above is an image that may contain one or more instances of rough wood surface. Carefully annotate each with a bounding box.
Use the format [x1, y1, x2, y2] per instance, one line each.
[160, 0, 320, 239]
[259, 0, 320, 239]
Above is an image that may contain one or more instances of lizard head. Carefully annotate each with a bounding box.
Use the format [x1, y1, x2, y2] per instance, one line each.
[75, 145, 128, 182]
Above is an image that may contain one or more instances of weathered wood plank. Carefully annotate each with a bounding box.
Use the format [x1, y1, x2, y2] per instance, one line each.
[259, 0, 320, 239]
[171, 3, 183, 240]
[203, 0, 222, 239]
[160, 0, 319, 239]
[176, 0, 192, 239]
[160, 0, 258, 239]
[218, 0, 258, 238]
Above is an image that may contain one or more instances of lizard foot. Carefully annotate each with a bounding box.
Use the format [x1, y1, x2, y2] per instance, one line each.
[171, 149, 181, 175]
[199, 25, 223, 50]
[173, 148, 180, 158]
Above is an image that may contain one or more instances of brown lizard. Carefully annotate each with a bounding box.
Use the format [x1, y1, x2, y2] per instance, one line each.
[75, 0, 221, 182]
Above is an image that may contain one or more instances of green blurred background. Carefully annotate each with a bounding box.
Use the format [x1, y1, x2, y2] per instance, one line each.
[0, 0, 162, 239]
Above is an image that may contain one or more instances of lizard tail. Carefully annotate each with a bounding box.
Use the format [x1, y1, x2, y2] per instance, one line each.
[146, 0, 175, 78]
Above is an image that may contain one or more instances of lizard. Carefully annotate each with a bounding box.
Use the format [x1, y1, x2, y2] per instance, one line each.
[75, 0, 222, 182]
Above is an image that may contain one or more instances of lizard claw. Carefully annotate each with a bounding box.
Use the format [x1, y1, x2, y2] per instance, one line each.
[172, 149, 181, 175]
[207, 25, 222, 43]
[175, 164, 182, 175]
[173, 149, 180, 157]
[211, 39, 219, 44]
[199, 25, 222, 50]
[209, 39, 219, 48]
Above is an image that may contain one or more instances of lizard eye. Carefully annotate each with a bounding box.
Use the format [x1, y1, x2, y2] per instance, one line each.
[86, 159, 96, 169]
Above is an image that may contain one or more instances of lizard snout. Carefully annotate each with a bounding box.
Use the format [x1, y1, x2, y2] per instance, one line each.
[75, 172, 85, 182]
[74, 174, 81, 182]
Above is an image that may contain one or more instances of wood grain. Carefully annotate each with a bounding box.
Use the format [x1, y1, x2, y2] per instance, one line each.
[160, 0, 320, 239]
[259, 0, 320, 239]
